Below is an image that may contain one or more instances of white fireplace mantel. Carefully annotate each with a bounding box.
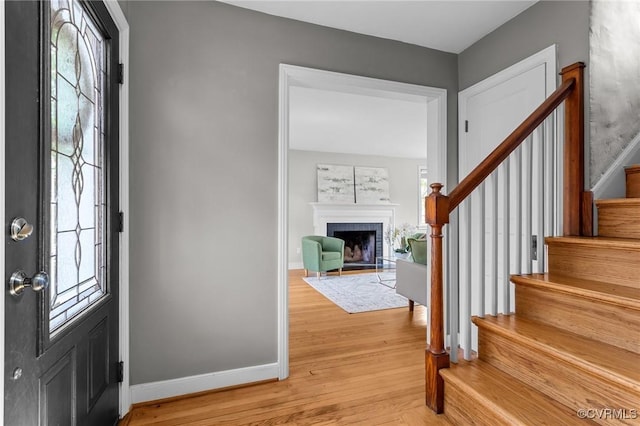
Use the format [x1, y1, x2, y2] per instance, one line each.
[310, 202, 398, 257]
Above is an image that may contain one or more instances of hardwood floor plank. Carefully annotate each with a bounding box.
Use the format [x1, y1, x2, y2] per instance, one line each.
[123, 270, 449, 425]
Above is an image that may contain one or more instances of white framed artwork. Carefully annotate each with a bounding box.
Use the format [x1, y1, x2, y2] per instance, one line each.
[355, 166, 390, 204]
[316, 164, 355, 203]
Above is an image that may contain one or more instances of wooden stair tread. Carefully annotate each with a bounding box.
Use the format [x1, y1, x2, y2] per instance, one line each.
[441, 360, 595, 425]
[595, 197, 640, 206]
[512, 273, 640, 310]
[546, 236, 640, 249]
[472, 315, 640, 391]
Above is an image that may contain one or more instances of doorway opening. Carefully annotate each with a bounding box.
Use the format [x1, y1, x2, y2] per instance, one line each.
[277, 65, 447, 379]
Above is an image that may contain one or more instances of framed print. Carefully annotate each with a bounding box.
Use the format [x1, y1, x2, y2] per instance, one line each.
[317, 164, 355, 203]
[355, 166, 390, 204]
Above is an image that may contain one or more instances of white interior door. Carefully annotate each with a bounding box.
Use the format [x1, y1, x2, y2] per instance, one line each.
[455, 46, 558, 358]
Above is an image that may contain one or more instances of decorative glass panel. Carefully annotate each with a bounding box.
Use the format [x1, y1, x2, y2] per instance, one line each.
[50, 0, 107, 334]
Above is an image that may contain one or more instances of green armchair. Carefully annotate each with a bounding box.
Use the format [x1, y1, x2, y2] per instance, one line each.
[302, 235, 345, 278]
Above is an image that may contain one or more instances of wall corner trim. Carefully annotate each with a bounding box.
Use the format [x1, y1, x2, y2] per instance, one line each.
[591, 130, 640, 199]
[101, 0, 131, 418]
[129, 363, 279, 404]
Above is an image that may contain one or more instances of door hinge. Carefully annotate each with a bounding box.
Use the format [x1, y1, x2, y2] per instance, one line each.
[465, 120, 469, 133]
[118, 63, 124, 84]
[117, 361, 124, 383]
[118, 212, 124, 233]
[531, 235, 538, 261]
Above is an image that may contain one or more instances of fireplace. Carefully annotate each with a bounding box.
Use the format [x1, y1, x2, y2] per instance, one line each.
[327, 222, 383, 269]
[309, 202, 397, 265]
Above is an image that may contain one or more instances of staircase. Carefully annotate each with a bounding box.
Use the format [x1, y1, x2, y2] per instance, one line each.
[439, 165, 640, 425]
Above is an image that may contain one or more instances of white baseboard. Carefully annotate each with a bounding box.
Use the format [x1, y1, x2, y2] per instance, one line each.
[129, 362, 279, 404]
[288, 262, 304, 270]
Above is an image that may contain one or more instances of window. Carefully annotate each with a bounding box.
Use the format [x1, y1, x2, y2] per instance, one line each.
[418, 166, 429, 228]
[49, 0, 107, 334]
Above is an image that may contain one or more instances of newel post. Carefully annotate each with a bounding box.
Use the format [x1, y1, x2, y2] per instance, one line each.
[560, 62, 586, 236]
[425, 183, 450, 413]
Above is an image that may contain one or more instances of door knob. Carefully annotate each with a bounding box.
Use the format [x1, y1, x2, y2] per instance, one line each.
[10, 217, 34, 241]
[9, 270, 49, 297]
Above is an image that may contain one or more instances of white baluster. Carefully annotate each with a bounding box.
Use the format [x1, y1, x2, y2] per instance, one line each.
[502, 160, 511, 314]
[544, 115, 556, 267]
[460, 199, 472, 360]
[523, 135, 533, 275]
[477, 185, 485, 318]
[514, 147, 523, 276]
[448, 209, 459, 363]
[490, 171, 498, 316]
[534, 124, 546, 273]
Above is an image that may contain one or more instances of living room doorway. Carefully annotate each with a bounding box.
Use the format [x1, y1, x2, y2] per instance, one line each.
[277, 64, 447, 379]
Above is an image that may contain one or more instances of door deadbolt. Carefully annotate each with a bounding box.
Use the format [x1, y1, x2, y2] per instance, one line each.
[10, 217, 34, 241]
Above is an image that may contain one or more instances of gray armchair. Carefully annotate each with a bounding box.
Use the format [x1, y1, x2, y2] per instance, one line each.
[301, 236, 345, 278]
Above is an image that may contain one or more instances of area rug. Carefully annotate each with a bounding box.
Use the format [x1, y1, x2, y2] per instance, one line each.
[302, 272, 408, 314]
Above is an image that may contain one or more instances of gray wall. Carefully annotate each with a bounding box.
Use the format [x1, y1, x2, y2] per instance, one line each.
[117, 0, 129, 19]
[457, 0, 590, 182]
[288, 150, 426, 266]
[126, 0, 457, 385]
[458, 1, 589, 90]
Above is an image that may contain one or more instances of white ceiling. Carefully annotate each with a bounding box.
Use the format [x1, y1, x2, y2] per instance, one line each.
[223, 0, 538, 159]
[289, 86, 429, 159]
[221, 1, 538, 54]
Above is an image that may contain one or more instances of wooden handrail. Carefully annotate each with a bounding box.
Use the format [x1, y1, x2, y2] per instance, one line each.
[448, 78, 574, 211]
[424, 62, 585, 414]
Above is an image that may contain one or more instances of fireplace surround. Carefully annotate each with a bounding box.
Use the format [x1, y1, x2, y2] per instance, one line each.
[310, 203, 398, 260]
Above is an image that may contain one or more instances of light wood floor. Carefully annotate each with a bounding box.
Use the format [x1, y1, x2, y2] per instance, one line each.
[121, 270, 451, 425]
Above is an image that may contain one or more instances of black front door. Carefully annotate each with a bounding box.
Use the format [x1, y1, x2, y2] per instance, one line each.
[5, 1, 120, 424]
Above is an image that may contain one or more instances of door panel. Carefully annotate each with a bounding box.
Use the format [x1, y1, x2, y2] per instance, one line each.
[458, 58, 555, 353]
[40, 350, 76, 425]
[5, 1, 120, 424]
[460, 64, 546, 177]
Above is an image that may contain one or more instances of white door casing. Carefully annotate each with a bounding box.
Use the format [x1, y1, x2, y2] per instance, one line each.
[278, 65, 447, 379]
[102, 0, 131, 415]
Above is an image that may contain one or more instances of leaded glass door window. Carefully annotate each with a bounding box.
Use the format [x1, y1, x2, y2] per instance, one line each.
[49, 0, 107, 334]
